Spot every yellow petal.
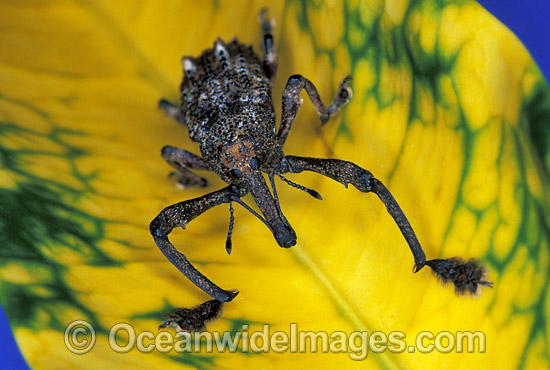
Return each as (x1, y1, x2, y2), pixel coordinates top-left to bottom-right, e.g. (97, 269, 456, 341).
(1, 1, 549, 369)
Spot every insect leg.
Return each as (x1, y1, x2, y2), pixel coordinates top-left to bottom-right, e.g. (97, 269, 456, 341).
(260, 8, 278, 81)
(282, 155, 492, 295)
(161, 145, 211, 187)
(278, 75, 352, 146)
(283, 155, 426, 270)
(150, 185, 240, 302)
(158, 99, 186, 124)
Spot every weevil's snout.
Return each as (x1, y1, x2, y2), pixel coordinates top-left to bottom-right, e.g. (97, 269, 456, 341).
(247, 177, 297, 249)
(222, 138, 296, 249)
(246, 171, 297, 249)
(273, 224, 296, 248)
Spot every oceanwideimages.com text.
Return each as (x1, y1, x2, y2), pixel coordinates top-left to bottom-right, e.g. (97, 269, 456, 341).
(65, 321, 486, 360)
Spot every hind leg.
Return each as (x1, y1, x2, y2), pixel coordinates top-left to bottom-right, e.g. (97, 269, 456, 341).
(260, 9, 278, 81)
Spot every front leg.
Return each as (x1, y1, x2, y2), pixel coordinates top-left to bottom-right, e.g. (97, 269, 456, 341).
(284, 155, 426, 270)
(150, 186, 241, 322)
(283, 155, 492, 295)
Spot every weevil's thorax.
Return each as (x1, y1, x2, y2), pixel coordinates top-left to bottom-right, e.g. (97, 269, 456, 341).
(179, 38, 279, 175)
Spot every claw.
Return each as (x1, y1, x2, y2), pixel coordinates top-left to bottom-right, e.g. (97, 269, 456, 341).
(413, 262, 425, 273)
(338, 76, 353, 101)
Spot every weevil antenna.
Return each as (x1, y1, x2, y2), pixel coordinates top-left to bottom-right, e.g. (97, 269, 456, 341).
(232, 197, 274, 234)
(268, 172, 292, 229)
(225, 202, 234, 255)
(278, 174, 322, 200)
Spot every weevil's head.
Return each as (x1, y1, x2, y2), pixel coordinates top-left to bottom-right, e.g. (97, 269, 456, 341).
(221, 137, 296, 248)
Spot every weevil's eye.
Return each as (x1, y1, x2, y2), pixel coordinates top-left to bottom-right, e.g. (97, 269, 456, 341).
(230, 169, 243, 179)
(250, 156, 260, 170)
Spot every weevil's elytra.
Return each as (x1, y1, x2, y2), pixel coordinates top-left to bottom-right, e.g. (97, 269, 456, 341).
(150, 9, 492, 332)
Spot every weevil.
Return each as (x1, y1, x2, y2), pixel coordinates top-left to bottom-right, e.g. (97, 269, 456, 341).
(150, 10, 492, 332)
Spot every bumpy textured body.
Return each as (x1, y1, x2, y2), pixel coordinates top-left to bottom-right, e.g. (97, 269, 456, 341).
(181, 39, 282, 174)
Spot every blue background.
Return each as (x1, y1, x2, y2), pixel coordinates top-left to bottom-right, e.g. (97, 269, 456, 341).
(1, 1, 549, 369)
